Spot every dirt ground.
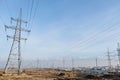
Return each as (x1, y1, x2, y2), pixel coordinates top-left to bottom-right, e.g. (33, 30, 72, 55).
(0, 68, 77, 80)
(0, 68, 120, 80)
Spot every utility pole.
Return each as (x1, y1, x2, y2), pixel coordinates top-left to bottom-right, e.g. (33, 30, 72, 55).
(117, 43, 120, 66)
(4, 8, 30, 74)
(107, 48, 112, 69)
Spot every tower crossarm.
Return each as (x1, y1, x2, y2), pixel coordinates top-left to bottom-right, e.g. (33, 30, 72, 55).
(21, 28, 30, 32)
(11, 17, 27, 24)
(5, 25, 30, 32)
(7, 35, 27, 41)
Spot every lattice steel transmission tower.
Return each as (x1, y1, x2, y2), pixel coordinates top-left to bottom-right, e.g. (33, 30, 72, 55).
(117, 43, 120, 65)
(4, 8, 30, 74)
(107, 48, 112, 69)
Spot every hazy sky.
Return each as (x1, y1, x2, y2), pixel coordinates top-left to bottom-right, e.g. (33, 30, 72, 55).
(0, 0, 120, 67)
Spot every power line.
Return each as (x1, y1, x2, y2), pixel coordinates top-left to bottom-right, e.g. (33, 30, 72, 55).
(28, 0, 34, 28)
(64, 21, 120, 53)
(69, 8, 120, 50)
(60, 21, 120, 59)
(26, 0, 30, 23)
(62, 7, 120, 52)
(62, 7, 120, 49)
(30, 0, 39, 27)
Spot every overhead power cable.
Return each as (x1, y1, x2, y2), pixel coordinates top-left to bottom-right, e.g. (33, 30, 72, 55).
(30, 0, 39, 27)
(28, 0, 34, 28)
(61, 8, 120, 54)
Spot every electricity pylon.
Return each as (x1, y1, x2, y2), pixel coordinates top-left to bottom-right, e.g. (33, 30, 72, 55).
(95, 58, 98, 68)
(107, 48, 112, 69)
(117, 43, 120, 66)
(4, 8, 30, 74)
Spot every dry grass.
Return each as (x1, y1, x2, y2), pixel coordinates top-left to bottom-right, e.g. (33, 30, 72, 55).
(0, 68, 119, 80)
(0, 68, 75, 80)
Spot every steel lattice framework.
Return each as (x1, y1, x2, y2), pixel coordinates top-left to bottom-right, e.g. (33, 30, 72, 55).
(4, 8, 30, 74)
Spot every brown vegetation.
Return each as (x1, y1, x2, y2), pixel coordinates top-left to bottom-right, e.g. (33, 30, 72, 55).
(0, 68, 120, 80)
